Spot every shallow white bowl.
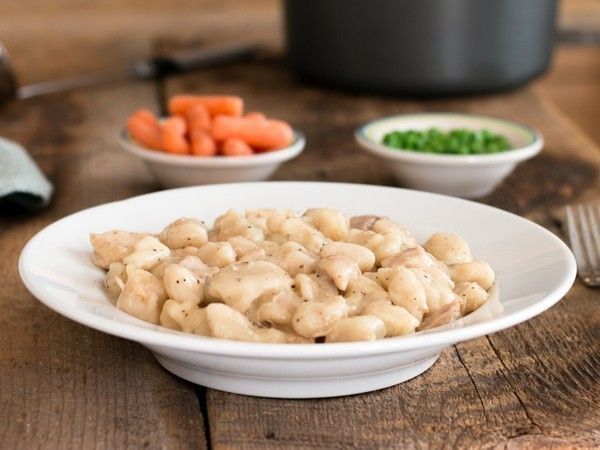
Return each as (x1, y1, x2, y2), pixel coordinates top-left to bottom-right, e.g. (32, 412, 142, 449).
(119, 130, 305, 188)
(19, 182, 575, 398)
(355, 113, 544, 198)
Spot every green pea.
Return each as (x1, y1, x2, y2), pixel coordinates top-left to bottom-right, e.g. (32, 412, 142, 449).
(382, 128, 510, 155)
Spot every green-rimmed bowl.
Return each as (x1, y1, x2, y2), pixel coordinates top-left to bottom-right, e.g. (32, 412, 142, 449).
(355, 113, 543, 198)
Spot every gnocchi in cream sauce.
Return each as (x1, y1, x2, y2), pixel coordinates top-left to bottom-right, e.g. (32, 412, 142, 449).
(90, 209, 495, 343)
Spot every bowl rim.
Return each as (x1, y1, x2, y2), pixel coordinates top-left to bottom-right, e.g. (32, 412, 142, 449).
(18, 181, 576, 359)
(355, 112, 544, 166)
(119, 129, 306, 168)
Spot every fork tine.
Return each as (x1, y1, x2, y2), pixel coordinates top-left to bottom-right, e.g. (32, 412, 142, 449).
(566, 205, 587, 274)
(587, 204, 600, 268)
(578, 205, 598, 271)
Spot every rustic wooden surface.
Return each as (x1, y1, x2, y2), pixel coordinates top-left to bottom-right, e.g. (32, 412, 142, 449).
(1, 1, 599, 449)
(0, 81, 207, 450)
(165, 61, 600, 449)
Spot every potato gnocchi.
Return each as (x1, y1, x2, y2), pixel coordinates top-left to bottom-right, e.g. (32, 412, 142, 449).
(90, 209, 495, 343)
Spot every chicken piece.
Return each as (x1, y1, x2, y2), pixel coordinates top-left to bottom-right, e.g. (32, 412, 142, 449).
(160, 300, 210, 335)
(267, 241, 317, 277)
(423, 265, 454, 288)
(105, 262, 127, 300)
(209, 261, 293, 313)
(292, 296, 349, 338)
(350, 216, 417, 245)
(122, 235, 170, 270)
(316, 255, 361, 291)
(294, 273, 339, 302)
(417, 300, 462, 331)
(163, 263, 203, 305)
(117, 266, 167, 324)
(206, 303, 306, 343)
(90, 230, 144, 269)
(325, 315, 386, 342)
(320, 241, 375, 272)
(424, 233, 472, 265)
(158, 218, 208, 249)
(349, 215, 380, 231)
(197, 242, 236, 267)
(302, 208, 349, 241)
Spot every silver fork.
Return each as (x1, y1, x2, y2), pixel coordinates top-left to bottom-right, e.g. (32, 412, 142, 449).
(566, 203, 600, 287)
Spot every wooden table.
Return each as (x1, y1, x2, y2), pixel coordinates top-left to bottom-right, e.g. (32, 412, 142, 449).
(2, 4, 600, 449)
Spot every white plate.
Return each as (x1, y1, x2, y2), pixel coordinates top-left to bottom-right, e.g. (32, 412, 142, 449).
(19, 182, 575, 398)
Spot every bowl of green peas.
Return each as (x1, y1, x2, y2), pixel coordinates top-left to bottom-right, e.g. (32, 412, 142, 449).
(355, 112, 543, 198)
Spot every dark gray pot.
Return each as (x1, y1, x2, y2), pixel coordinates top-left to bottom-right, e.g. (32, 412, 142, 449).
(284, 0, 557, 95)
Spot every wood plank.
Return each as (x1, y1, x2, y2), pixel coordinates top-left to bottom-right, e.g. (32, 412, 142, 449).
(165, 61, 600, 449)
(538, 45, 600, 147)
(559, 0, 600, 35)
(0, 82, 206, 449)
(0, 0, 279, 84)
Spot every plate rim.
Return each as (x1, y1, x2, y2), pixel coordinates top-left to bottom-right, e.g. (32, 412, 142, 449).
(19, 181, 577, 358)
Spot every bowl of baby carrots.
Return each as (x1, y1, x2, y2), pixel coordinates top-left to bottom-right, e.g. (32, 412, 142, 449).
(120, 94, 305, 187)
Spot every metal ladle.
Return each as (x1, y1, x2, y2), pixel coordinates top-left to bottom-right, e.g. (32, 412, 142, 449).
(0, 41, 259, 106)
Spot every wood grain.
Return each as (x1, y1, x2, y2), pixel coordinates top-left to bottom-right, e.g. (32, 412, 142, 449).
(0, 81, 206, 449)
(539, 45, 600, 147)
(0, 0, 279, 85)
(0, 1, 599, 448)
(165, 61, 600, 449)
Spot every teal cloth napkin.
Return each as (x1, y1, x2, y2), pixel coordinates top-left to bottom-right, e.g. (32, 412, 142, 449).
(0, 137, 53, 210)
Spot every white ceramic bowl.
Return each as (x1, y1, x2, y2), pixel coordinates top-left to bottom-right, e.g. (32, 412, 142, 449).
(355, 113, 543, 198)
(119, 130, 305, 188)
(19, 182, 575, 398)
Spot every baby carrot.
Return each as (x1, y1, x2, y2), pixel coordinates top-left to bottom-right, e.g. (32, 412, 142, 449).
(185, 103, 211, 137)
(169, 95, 244, 117)
(161, 117, 189, 155)
(127, 115, 161, 150)
(211, 116, 293, 150)
(244, 112, 266, 122)
(132, 109, 159, 127)
(167, 115, 187, 135)
(221, 138, 253, 156)
(191, 131, 217, 157)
